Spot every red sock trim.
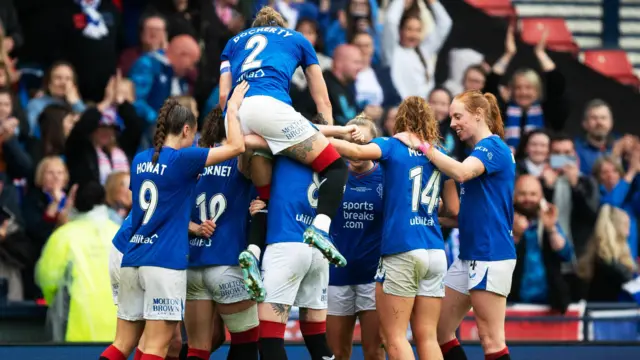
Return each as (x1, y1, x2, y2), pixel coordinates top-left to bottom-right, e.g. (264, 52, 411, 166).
(310, 145, 341, 173)
(299, 321, 326, 336)
(260, 320, 286, 339)
(187, 348, 210, 359)
(100, 345, 126, 360)
(256, 184, 271, 200)
(165, 357, 180, 360)
(134, 348, 144, 360)
(485, 347, 509, 360)
(440, 338, 461, 355)
(140, 355, 163, 360)
(230, 325, 260, 344)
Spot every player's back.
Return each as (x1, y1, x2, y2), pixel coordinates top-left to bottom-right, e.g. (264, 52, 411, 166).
(221, 27, 318, 105)
(267, 156, 318, 244)
(370, 137, 445, 256)
(189, 155, 253, 267)
(123, 147, 208, 270)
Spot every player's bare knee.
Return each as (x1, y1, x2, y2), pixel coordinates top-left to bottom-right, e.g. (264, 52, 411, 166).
(299, 308, 326, 322)
(363, 346, 384, 360)
(476, 326, 504, 353)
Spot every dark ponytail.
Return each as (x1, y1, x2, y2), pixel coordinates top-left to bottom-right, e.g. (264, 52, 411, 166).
(152, 99, 178, 163)
(199, 107, 225, 148)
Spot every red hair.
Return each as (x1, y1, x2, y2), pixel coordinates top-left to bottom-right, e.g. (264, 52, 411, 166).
(455, 90, 505, 139)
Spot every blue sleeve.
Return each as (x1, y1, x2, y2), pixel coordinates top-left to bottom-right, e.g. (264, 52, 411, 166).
(371, 137, 393, 161)
(601, 180, 630, 207)
(178, 147, 209, 178)
(221, 39, 232, 62)
(129, 56, 159, 123)
(324, 21, 345, 58)
(298, 34, 319, 68)
(554, 224, 574, 262)
(470, 138, 511, 175)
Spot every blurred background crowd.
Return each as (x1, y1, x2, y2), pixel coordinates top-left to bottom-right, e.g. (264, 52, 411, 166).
(0, 0, 639, 343)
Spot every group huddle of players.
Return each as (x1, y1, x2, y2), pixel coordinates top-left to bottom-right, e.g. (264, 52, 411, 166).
(99, 6, 516, 360)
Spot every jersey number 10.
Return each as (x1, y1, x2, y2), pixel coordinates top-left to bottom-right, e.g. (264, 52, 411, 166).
(242, 35, 268, 73)
(196, 193, 228, 223)
(409, 167, 441, 214)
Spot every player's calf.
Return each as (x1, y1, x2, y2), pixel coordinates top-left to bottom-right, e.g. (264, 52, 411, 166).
(299, 308, 334, 360)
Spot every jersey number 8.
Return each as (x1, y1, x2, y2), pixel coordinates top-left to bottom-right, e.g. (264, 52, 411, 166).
(409, 167, 441, 214)
(242, 35, 268, 73)
(196, 193, 228, 223)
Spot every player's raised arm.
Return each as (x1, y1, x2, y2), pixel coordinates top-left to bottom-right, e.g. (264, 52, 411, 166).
(305, 64, 333, 125)
(329, 138, 382, 161)
(205, 81, 248, 166)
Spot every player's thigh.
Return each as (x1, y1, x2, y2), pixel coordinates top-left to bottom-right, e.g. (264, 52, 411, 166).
(184, 299, 215, 350)
(239, 96, 320, 156)
(437, 290, 472, 344)
(374, 281, 414, 339)
(357, 307, 384, 360)
(204, 266, 252, 305)
(140, 266, 186, 322)
(108, 245, 124, 306)
(295, 248, 330, 310)
(260, 242, 313, 322)
(250, 152, 273, 187)
(117, 267, 145, 322)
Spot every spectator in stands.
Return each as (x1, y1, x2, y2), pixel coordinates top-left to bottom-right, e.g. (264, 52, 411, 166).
(0, 173, 30, 302)
(22, 157, 75, 251)
(442, 48, 486, 96)
(485, 26, 568, 151)
(272, 0, 321, 30)
(66, 74, 144, 187)
(510, 175, 573, 313)
(118, 13, 168, 76)
(35, 181, 119, 341)
(593, 154, 640, 260)
(0, 0, 23, 53)
(25, 104, 78, 168)
(541, 134, 600, 258)
(291, 18, 333, 91)
(515, 129, 550, 177)
(383, 0, 452, 99)
(0, 89, 33, 180)
(325, 0, 382, 65)
(381, 106, 398, 136)
(129, 34, 200, 124)
(104, 171, 130, 225)
(428, 87, 464, 160)
(351, 30, 401, 123)
(578, 205, 636, 302)
(574, 99, 637, 175)
(26, 62, 86, 138)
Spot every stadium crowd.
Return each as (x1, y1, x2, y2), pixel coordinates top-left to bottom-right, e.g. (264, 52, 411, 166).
(0, 0, 638, 348)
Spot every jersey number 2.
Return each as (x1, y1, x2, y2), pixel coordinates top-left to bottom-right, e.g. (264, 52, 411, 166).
(409, 167, 441, 214)
(242, 35, 268, 73)
(196, 193, 228, 223)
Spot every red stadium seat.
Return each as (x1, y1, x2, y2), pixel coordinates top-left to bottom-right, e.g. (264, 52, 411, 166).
(583, 50, 640, 87)
(465, 0, 516, 18)
(520, 18, 579, 55)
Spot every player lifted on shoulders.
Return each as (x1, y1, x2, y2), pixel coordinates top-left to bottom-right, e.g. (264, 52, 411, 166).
(219, 6, 351, 300)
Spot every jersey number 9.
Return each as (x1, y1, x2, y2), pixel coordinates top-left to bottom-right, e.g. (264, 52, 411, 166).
(139, 180, 159, 225)
(196, 193, 228, 223)
(409, 167, 441, 214)
(242, 35, 268, 73)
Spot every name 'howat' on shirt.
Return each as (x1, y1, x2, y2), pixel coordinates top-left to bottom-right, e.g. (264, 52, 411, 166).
(122, 147, 209, 270)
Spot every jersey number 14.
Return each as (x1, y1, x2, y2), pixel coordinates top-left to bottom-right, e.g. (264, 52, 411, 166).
(409, 167, 441, 214)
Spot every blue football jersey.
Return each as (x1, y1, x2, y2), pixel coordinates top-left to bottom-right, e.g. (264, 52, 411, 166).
(330, 163, 383, 286)
(122, 147, 209, 270)
(370, 138, 446, 255)
(458, 135, 516, 261)
(221, 27, 319, 105)
(188, 156, 252, 267)
(112, 213, 133, 253)
(266, 156, 317, 244)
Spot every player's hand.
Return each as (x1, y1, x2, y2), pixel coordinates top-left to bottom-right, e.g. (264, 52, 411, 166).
(197, 220, 216, 238)
(249, 198, 267, 216)
(394, 131, 421, 149)
(344, 125, 365, 143)
(227, 81, 250, 112)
